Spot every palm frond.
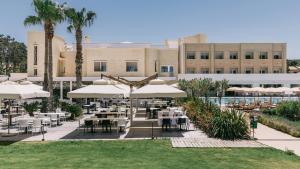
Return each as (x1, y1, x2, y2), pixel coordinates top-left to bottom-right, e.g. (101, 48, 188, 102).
(24, 16, 42, 26)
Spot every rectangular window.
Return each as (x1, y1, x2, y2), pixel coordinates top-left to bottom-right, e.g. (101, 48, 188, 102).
(230, 52, 238, 59)
(160, 65, 174, 73)
(34, 46, 38, 65)
(215, 68, 224, 74)
(161, 66, 168, 73)
(273, 52, 282, 59)
(154, 60, 157, 72)
(186, 51, 196, 59)
(34, 69, 38, 76)
(245, 52, 254, 59)
(94, 61, 107, 72)
(259, 67, 268, 74)
(200, 52, 209, 59)
(259, 52, 268, 59)
(126, 62, 138, 72)
(201, 68, 209, 74)
(215, 52, 224, 59)
(245, 67, 254, 74)
(230, 68, 239, 74)
(186, 67, 196, 74)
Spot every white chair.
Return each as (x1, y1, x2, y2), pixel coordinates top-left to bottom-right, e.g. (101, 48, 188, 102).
(50, 114, 58, 127)
(37, 113, 45, 118)
(31, 119, 42, 134)
(59, 112, 67, 122)
(117, 119, 127, 133)
(56, 108, 61, 113)
(0, 114, 8, 127)
(18, 119, 30, 134)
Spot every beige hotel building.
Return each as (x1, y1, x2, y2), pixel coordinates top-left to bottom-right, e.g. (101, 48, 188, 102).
(27, 31, 287, 83)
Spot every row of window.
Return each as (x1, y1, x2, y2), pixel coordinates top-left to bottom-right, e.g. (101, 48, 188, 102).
(94, 61, 138, 72)
(94, 61, 175, 73)
(186, 51, 282, 60)
(186, 67, 283, 74)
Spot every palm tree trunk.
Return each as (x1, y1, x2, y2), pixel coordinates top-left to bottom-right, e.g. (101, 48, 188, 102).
(43, 24, 49, 91)
(48, 24, 54, 111)
(75, 29, 83, 89)
(41, 24, 50, 113)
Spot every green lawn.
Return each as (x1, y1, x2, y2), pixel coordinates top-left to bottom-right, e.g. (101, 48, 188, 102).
(0, 140, 300, 169)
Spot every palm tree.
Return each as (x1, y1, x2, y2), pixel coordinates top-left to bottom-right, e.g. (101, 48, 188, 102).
(65, 8, 96, 88)
(215, 79, 229, 106)
(24, 0, 65, 111)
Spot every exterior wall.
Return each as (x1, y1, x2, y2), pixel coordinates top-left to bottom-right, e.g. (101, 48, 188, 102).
(183, 43, 287, 74)
(27, 31, 66, 77)
(27, 31, 288, 82)
(84, 47, 146, 77)
(158, 49, 178, 77)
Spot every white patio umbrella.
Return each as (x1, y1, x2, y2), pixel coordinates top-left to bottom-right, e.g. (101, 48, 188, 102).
(130, 79, 187, 98)
(0, 81, 49, 99)
(129, 79, 186, 124)
(0, 81, 50, 134)
(67, 79, 127, 98)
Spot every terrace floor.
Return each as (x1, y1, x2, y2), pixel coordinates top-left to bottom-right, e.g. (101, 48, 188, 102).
(2, 109, 297, 152)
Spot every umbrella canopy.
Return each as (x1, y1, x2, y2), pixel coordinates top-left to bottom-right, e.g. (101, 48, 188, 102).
(226, 87, 241, 92)
(130, 79, 187, 98)
(170, 83, 178, 88)
(292, 87, 300, 94)
(0, 81, 49, 99)
(67, 79, 127, 98)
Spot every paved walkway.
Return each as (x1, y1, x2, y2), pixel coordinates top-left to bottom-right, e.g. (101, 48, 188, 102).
(172, 138, 266, 148)
(171, 128, 266, 148)
(255, 123, 300, 156)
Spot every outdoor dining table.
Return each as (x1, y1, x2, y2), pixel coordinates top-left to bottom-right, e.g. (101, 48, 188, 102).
(83, 104, 92, 114)
(84, 117, 128, 133)
(42, 113, 64, 125)
(16, 117, 50, 133)
(149, 107, 160, 119)
(158, 115, 188, 130)
(12, 105, 22, 114)
(3, 113, 19, 126)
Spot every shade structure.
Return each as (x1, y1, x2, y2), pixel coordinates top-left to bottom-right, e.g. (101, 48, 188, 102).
(0, 81, 49, 135)
(67, 79, 127, 98)
(170, 83, 178, 88)
(226, 87, 241, 92)
(130, 79, 187, 98)
(0, 81, 49, 99)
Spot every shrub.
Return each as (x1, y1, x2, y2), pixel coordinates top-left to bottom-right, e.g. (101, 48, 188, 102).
(23, 102, 39, 116)
(262, 108, 277, 116)
(277, 101, 300, 121)
(211, 109, 249, 140)
(258, 115, 300, 137)
(66, 104, 82, 120)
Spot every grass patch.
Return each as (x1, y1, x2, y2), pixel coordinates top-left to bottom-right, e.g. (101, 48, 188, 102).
(258, 113, 300, 137)
(0, 140, 300, 169)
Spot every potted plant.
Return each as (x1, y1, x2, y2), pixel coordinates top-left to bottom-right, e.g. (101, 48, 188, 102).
(23, 102, 39, 117)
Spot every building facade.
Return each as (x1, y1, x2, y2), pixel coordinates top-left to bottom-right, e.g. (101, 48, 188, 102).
(27, 31, 287, 81)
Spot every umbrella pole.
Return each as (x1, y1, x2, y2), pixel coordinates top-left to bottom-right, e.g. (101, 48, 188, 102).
(7, 99, 11, 134)
(130, 85, 133, 125)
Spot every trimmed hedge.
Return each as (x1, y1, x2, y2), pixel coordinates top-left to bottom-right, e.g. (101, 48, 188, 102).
(258, 115, 300, 137)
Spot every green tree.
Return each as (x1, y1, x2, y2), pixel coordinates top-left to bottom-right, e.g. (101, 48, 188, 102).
(0, 35, 27, 75)
(24, 0, 65, 111)
(65, 8, 96, 88)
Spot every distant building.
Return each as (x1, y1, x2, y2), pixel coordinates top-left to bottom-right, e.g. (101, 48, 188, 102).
(27, 31, 297, 87)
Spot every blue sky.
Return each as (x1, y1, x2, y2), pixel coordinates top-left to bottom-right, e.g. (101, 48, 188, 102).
(0, 0, 299, 59)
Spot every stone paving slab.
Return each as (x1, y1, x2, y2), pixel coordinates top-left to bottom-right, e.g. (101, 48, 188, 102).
(171, 138, 267, 148)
